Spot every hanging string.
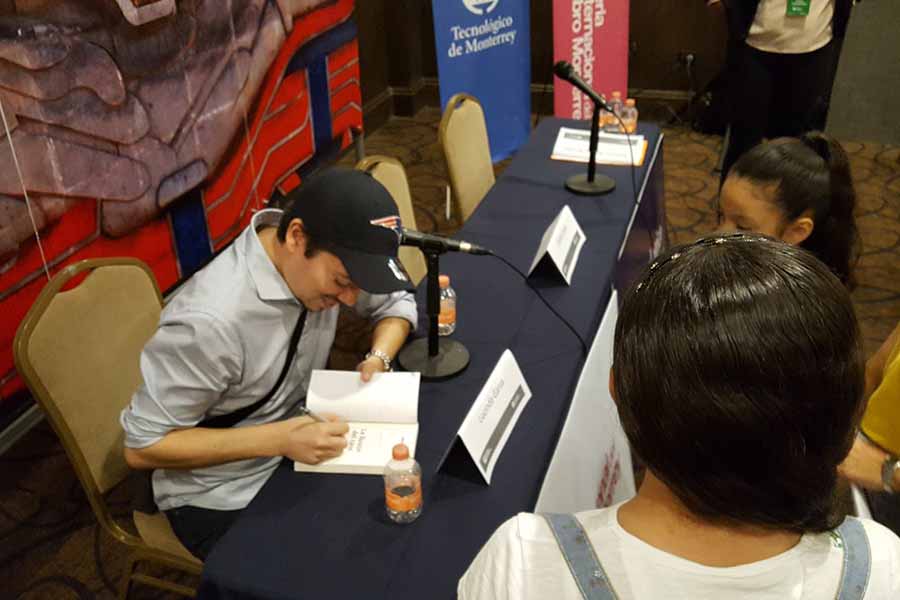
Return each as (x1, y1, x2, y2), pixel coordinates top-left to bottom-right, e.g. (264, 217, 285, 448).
(0, 94, 51, 282)
(240, 103, 262, 209)
(225, 0, 262, 210)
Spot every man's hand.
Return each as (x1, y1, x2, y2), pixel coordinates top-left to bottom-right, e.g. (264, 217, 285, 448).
(356, 355, 387, 382)
(281, 415, 349, 464)
(839, 436, 890, 491)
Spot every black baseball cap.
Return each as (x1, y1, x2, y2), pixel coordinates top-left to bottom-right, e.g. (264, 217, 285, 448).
(280, 167, 414, 293)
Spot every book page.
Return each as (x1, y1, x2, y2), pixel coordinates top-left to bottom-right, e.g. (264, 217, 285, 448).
(306, 370, 419, 424)
(294, 422, 419, 475)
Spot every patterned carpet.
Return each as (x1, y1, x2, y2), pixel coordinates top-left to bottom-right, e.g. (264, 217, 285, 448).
(1, 108, 898, 599)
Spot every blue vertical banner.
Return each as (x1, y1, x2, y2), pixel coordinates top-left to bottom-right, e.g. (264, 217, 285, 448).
(432, 0, 531, 162)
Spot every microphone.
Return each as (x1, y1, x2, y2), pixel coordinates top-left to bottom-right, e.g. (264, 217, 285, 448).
(552, 61, 617, 195)
(553, 61, 612, 112)
(399, 228, 492, 256)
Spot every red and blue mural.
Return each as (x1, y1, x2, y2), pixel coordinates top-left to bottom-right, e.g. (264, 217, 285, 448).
(0, 0, 362, 402)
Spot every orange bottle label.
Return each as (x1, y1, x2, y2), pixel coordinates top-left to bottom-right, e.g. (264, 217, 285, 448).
(438, 308, 456, 326)
(385, 482, 422, 513)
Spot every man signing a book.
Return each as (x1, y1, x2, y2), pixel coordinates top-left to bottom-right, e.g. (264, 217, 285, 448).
(119, 167, 418, 559)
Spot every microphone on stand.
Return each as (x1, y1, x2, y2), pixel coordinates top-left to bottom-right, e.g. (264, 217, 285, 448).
(553, 61, 613, 112)
(395, 227, 492, 382)
(552, 60, 617, 196)
(399, 228, 492, 256)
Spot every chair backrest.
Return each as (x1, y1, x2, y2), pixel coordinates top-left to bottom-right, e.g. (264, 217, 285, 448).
(439, 93, 495, 224)
(356, 155, 427, 285)
(14, 258, 162, 538)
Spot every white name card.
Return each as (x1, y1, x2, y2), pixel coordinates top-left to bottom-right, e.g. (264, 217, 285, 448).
(438, 350, 532, 484)
(528, 205, 586, 285)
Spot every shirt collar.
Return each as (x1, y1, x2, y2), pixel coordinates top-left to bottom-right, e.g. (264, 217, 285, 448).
(244, 208, 299, 303)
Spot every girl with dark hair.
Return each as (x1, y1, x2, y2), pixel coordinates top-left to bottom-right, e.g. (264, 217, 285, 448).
(459, 234, 900, 600)
(718, 131, 859, 288)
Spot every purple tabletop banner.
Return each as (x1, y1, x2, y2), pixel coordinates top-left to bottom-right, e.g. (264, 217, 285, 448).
(431, 0, 531, 161)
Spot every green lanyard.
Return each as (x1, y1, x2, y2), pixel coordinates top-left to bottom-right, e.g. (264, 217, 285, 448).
(786, 0, 811, 16)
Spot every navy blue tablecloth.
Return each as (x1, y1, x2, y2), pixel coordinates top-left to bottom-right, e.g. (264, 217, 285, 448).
(198, 119, 664, 600)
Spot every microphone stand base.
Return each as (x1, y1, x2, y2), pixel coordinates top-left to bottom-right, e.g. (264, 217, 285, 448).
(565, 173, 616, 195)
(397, 337, 470, 381)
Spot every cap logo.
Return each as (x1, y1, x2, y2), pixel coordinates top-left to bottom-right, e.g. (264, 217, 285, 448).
(370, 215, 401, 231)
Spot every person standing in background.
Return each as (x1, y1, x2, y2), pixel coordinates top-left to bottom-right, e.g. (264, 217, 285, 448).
(708, 0, 857, 184)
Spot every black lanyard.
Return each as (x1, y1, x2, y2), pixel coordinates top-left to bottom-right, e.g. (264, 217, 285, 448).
(198, 308, 307, 429)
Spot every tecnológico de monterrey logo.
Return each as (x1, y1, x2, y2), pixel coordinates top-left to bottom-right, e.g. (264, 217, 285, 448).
(463, 0, 500, 16)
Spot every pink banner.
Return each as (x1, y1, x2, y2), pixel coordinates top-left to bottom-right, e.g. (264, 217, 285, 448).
(553, 0, 629, 119)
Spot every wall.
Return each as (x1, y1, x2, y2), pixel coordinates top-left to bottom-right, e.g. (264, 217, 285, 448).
(0, 0, 364, 402)
(827, 1, 900, 145)
(354, 0, 727, 126)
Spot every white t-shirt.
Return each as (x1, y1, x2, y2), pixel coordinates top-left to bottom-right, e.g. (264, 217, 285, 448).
(747, 0, 834, 54)
(458, 503, 900, 600)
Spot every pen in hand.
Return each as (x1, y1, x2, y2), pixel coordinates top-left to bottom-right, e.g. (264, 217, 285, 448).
(299, 406, 328, 423)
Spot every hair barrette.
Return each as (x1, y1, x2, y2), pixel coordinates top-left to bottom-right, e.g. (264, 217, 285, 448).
(635, 233, 767, 292)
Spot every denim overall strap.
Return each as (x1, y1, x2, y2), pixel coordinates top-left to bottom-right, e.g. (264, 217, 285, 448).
(834, 516, 871, 600)
(543, 513, 618, 600)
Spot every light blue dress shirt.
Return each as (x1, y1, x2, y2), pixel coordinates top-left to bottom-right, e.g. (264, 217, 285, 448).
(120, 209, 417, 511)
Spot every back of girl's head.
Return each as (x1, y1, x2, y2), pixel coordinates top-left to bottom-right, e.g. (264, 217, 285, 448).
(729, 132, 859, 288)
(613, 234, 864, 533)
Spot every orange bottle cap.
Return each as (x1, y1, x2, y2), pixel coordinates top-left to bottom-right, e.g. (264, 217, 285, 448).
(611, 91, 622, 98)
(392, 443, 410, 460)
(626, 99, 636, 106)
(439, 275, 450, 288)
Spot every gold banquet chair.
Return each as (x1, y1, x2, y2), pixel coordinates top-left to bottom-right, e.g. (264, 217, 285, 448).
(357, 155, 428, 285)
(13, 258, 202, 599)
(439, 92, 496, 224)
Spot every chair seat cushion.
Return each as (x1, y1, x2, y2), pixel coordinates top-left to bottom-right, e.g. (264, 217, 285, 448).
(133, 510, 202, 565)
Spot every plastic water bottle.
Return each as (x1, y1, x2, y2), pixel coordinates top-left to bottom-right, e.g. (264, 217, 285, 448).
(620, 98, 638, 134)
(384, 443, 422, 524)
(598, 93, 611, 129)
(605, 91, 624, 132)
(438, 275, 456, 336)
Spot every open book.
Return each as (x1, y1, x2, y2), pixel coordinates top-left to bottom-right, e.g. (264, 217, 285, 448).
(293, 370, 420, 475)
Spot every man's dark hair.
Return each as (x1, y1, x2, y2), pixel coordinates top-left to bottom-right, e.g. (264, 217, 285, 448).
(613, 233, 864, 533)
(729, 132, 859, 289)
(276, 212, 323, 258)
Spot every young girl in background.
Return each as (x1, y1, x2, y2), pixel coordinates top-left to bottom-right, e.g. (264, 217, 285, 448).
(718, 131, 859, 288)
